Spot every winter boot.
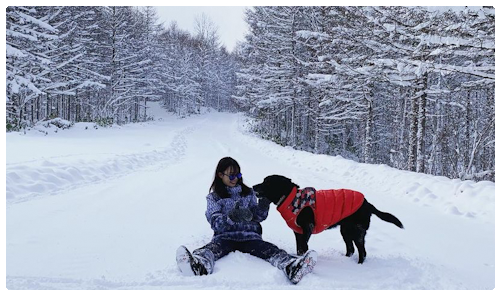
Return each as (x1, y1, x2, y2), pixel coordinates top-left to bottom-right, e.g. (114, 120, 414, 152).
(176, 246, 208, 276)
(284, 250, 317, 284)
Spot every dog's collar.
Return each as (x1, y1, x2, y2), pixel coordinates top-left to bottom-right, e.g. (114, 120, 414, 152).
(277, 186, 298, 208)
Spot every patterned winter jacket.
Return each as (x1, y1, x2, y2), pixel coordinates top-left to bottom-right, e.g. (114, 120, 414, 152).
(205, 185, 270, 241)
(277, 187, 365, 234)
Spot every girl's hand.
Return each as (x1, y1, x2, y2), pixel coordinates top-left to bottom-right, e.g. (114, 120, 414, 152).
(228, 201, 253, 222)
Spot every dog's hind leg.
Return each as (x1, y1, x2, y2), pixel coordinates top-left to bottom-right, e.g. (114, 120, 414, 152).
(353, 225, 367, 264)
(340, 224, 355, 257)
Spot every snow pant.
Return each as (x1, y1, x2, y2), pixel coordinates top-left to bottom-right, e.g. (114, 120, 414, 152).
(192, 238, 295, 274)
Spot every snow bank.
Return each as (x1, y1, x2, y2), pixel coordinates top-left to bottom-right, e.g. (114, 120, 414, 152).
(5, 106, 202, 204)
(6, 123, 196, 204)
(236, 116, 495, 224)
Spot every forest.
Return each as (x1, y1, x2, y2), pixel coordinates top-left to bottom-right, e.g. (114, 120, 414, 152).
(6, 6, 238, 127)
(6, 6, 495, 181)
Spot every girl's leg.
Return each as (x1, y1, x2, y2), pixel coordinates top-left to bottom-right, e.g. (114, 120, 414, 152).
(192, 238, 234, 274)
(237, 239, 317, 284)
(237, 239, 294, 270)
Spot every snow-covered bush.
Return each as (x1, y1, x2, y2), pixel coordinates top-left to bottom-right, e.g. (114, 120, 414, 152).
(42, 118, 74, 130)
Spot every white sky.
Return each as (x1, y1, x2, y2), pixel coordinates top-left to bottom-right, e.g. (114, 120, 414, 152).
(155, 6, 249, 52)
(153, 2, 485, 52)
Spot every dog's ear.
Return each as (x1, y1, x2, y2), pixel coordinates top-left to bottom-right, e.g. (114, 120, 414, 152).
(282, 177, 298, 188)
(273, 175, 290, 183)
(264, 175, 273, 183)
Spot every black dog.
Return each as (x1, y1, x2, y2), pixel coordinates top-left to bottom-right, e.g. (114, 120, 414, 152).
(253, 175, 404, 264)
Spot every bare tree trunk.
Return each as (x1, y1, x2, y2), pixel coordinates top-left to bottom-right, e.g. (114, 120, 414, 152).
(364, 94, 373, 164)
(416, 90, 427, 173)
(407, 92, 418, 172)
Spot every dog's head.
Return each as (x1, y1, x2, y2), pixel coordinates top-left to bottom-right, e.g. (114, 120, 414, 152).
(252, 175, 298, 205)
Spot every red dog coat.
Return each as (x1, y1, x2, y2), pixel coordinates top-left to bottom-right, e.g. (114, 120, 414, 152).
(277, 187, 365, 234)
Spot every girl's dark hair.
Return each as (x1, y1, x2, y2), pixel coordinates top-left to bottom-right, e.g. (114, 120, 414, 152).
(210, 157, 251, 198)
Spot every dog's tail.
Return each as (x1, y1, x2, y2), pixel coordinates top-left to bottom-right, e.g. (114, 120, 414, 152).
(369, 203, 404, 229)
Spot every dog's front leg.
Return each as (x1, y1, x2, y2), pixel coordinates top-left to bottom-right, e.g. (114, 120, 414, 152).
(294, 223, 314, 255)
(294, 231, 308, 255)
(295, 207, 315, 255)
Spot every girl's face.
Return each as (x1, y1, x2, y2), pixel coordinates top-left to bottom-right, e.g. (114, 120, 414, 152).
(218, 167, 240, 187)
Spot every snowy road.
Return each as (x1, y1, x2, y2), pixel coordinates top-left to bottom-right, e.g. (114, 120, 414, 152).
(6, 103, 495, 289)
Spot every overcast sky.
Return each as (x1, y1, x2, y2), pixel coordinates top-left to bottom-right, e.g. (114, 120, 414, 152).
(155, 6, 249, 52)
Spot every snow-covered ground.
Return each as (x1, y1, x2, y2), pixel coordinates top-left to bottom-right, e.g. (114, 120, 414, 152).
(5, 102, 495, 289)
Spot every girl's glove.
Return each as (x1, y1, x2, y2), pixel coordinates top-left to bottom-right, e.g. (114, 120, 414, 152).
(228, 201, 253, 222)
(257, 197, 272, 209)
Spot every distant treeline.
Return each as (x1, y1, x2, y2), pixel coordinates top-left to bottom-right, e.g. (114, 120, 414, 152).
(7, 6, 238, 129)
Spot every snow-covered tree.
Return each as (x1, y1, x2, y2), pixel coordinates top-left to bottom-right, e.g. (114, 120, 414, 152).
(7, 6, 61, 130)
(235, 6, 494, 181)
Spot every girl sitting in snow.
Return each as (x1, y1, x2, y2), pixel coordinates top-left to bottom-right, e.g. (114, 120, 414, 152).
(176, 157, 317, 284)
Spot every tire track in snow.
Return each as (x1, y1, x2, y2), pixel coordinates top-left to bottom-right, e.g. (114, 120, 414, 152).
(6, 123, 201, 205)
